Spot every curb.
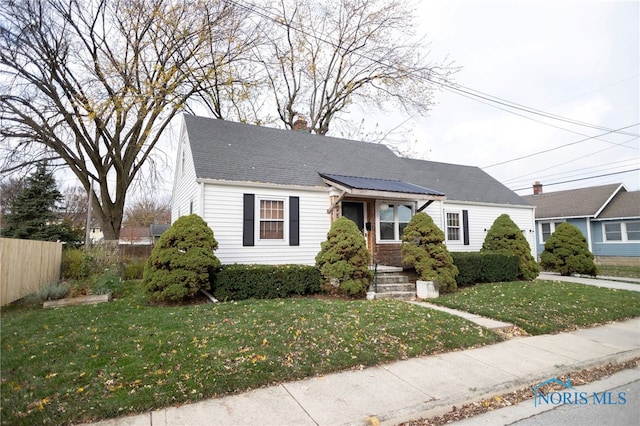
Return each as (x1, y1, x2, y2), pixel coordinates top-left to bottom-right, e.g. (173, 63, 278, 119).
(379, 349, 640, 426)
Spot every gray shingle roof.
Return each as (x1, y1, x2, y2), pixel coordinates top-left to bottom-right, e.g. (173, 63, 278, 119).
(400, 158, 530, 205)
(184, 114, 529, 206)
(598, 191, 640, 219)
(522, 183, 623, 219)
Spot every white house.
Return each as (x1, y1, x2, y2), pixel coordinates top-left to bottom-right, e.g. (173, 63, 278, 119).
(172, 114, 536, 266)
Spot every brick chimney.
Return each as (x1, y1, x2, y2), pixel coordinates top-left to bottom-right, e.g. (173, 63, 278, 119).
(292, 116, 308, 132)
(533, 181, 543, 195)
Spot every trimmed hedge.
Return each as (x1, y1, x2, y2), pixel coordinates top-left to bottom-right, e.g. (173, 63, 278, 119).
(213, 264, 322, 301)
(452, 252, 519, 286)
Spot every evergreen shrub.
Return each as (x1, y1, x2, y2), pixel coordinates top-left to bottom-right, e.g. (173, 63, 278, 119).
(123, 257, 146, 280)
(401, 212, 458, 292)
(481, 214, 539, 281)
(315, 217, 372, 297)
(540, 222, 598, 276)
(452, 252, 519, 286)
(143, 214, 221, 303)
(213, 264, 321, 301)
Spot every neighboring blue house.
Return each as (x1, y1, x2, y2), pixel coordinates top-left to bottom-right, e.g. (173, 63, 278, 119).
(523, 182, 640, 264)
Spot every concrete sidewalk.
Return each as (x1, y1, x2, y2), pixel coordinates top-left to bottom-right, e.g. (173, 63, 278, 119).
(538, 272, 640, 292)
(89, 318, 640, 426)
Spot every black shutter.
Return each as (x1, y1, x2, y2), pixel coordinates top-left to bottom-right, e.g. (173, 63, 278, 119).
(462, 209, 469, 245)
(289, 196, 300, 246)
(243, 194, 255, 246)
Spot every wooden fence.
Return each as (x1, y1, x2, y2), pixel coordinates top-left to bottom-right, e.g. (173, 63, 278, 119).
(0, 238, 62, 306)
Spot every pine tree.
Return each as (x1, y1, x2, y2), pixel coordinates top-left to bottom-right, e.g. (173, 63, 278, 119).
(1, 163, 79, 244)
(315, 217, 373, 297)
(540, 222, 598, 276)
(143, 214, 221, 303)
(401, 212, 458, 292)
(481, 214, 539, 281)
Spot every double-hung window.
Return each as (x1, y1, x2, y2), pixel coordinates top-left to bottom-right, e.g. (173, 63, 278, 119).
(603, 221, 640, 242)
(446, 212, 461, 242)
(259, 199, 285, 240)
(539, 221, 565, 243)
(378, 203, 412, 241)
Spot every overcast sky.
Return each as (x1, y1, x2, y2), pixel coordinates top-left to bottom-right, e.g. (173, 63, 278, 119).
(397, 0, 639, 196)
(141, 0, 640, 202)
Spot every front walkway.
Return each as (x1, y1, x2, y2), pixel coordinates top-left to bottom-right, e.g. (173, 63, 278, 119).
(538, 272, 640, 292)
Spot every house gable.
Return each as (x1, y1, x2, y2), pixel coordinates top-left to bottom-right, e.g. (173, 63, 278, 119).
(523, 183, 624, 219)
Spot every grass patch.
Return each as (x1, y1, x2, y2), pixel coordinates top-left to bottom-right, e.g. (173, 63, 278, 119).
(1, 281, 500, 425)
(597, 264, 640, 279)
(431, 280, 640, 335)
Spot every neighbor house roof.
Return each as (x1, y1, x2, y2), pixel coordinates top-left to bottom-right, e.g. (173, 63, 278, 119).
(598, 191, 640, 219)
(522, 183, 625, 219)
(184, 114, 529, 206)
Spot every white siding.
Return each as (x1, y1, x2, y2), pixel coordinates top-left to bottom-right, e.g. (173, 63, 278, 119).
(202, 182, 331, 265)
(425, 201, 537, 257)
(171, 127, 199, 222)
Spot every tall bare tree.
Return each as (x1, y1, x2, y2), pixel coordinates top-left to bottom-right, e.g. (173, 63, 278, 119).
(255, 0, 457, 135)
(0, 0, 244, 240)
(123, 197, 171, 228)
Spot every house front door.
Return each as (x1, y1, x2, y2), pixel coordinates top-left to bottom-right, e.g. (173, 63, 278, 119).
(342, 201, 365, 234)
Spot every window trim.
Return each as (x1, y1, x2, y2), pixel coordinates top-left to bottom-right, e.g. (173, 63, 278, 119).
(602, 221, 640, 243)
(376, 201, 414, 243)
(538, 221, 565, 244)
(445, 210, 462, 244)
(256, 196, 288, 244)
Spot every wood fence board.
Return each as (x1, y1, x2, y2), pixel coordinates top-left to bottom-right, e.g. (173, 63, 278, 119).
(0, 238, 62, 306)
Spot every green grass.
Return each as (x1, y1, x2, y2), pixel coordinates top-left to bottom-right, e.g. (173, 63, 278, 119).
(431, 280, 640, 335)
(597, 264, 640, 279)
(0, 282, 500, 425)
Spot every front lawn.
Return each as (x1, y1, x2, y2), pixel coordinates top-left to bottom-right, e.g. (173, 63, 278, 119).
(596, 264, 640, 279)
(0, 282, 500, 425)
(430, 280, 640, 335)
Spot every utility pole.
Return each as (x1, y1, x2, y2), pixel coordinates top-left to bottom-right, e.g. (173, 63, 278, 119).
(84, 179, 94, 248)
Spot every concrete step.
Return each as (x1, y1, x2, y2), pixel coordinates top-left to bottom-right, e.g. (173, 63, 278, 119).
(374, 274, 411, 285)
(374, 291, 416, 300)
(375, 283, 416, 293)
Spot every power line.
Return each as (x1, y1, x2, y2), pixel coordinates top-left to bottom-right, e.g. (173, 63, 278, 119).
(500, 136, 639, 184)
(482, 123, 639, 169)
(229, 0, 640, 139)
(511, 168, 640, 192)
(503, 157, 638, 185)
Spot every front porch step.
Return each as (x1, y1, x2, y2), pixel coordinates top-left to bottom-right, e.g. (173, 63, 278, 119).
(375, 274, 410, 285)
(375, 282, 415, 293)
(371, 267, 417, 300)
(374, 291, 416, 300)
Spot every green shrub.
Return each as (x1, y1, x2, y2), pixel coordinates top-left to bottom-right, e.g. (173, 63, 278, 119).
(481, 214, 539, 281)
(61, 248, 85, 279)
(61, 246, 122, 280)
(143, 214, 221, 303)
(541, 222, 598, 276)
(22, 282, 70, 304)
(401, 212, 458, 292)
(90, 271, 123, 296)
(451, 252, 519, 286)
(123, 257, 146, 280)
(315, 217, 372, 297)
(213, 264, 322, 301)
